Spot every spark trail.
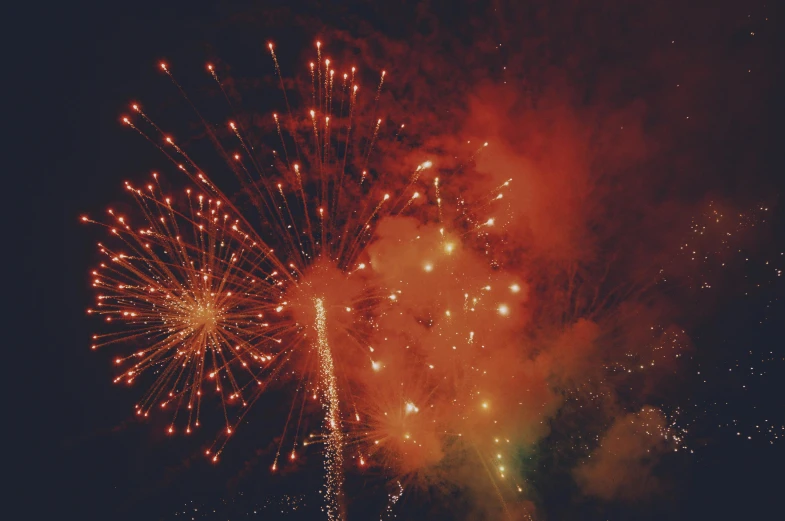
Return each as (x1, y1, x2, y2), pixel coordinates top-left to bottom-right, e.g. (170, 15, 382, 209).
(314, 297, 345, 521)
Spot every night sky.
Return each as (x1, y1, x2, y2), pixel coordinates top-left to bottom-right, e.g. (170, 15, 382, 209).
(27, 1, 785, 520)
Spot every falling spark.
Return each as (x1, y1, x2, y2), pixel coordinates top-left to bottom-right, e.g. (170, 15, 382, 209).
(314, 298, 344, 521)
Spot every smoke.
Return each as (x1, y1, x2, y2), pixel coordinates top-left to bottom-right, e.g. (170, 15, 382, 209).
(574, 407, 673, 501)
(298, 3, 774, 517)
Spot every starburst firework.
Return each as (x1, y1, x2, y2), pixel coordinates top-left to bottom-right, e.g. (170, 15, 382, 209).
(84, 181, 282, 434)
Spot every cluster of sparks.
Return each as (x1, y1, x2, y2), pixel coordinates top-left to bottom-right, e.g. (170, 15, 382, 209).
(381, 481, 404, 520)
(171, 493, 305, 520)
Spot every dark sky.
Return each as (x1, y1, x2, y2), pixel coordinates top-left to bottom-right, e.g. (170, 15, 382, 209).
(24, 0, 785, 520)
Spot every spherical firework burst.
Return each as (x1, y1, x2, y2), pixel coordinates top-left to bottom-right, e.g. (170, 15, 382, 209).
(84, 180, 283, 435)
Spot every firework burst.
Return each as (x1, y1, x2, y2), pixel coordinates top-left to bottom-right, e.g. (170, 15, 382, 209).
(84, 40, 523, 519)
(84, 180, 283, 435)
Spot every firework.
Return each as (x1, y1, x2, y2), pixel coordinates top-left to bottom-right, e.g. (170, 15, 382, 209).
(84, 38, 747, 521)
(85, 40, 526, 520)
(84, 180, 284, 435)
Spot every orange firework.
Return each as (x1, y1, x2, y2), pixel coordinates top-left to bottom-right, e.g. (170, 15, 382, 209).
(84, 179, 291, 436)
(85, 41, 521, 520)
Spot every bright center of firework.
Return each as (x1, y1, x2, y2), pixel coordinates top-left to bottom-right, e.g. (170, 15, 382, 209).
(185, 300, 221, 331)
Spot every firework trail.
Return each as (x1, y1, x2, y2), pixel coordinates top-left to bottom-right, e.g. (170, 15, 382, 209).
(315, 297, 344, 521)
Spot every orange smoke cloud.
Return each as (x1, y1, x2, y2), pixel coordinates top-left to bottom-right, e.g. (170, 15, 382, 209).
(574, 407, 673, 500)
